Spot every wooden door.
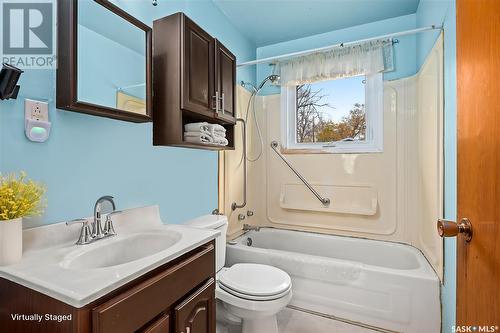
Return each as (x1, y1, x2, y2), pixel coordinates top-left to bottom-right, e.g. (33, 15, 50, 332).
(457, 0, 500, 326)
(182, 16, 216, 118)
(174, 279, 215, 333)
(215, 41, 236, 122)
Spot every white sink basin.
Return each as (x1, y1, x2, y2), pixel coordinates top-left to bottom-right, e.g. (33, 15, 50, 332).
(61, 232, 182, 270)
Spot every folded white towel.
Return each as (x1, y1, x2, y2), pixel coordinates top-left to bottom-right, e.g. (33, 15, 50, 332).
(208, 123, 226, 133)
(206, 124, 226, 141)
(214, 129, 225, 137)
(184, 130, 211, 137)
(184, 122, 228, 146)
(213, 134, 229, 146)
(184, 132, 213, 143)
(184, 122, 209, 133)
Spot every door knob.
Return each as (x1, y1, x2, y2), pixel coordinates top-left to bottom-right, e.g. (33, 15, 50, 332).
(437, 218, 473, 242)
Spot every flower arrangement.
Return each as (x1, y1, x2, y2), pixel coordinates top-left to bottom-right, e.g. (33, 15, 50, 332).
(0, 172, 46, 221)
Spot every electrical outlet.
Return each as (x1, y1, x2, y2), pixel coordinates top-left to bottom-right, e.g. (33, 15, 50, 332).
(25, 99, 49, 122)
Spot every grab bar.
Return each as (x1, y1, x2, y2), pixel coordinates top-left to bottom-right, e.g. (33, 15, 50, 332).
(270, 141, 330, 206)
(231, 118, 247, 210)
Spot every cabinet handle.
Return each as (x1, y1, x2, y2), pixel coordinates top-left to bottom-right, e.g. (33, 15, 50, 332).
(213, 91, 219, 113)
(219, 92, 225, 114)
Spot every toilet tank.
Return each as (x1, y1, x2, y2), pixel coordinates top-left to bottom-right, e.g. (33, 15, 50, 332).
(185, 214, 228, 272)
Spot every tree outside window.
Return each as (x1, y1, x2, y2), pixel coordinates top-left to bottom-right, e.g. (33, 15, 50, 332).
(295, 80, 366, 144)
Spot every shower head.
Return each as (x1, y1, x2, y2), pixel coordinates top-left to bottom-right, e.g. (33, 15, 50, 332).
(257, 74, 280, 90)
(240, 74, 280, 95)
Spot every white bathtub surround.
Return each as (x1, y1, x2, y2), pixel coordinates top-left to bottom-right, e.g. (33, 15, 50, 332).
(0, 206, 219, 307)
(221, 37, 445, 280)
(0, 217, 23, 265)
(226, 228, 440, 333)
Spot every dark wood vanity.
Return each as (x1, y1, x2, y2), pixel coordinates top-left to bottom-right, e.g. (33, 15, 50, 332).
(0, 241, 216, 333)
(152, 13, 237, 150)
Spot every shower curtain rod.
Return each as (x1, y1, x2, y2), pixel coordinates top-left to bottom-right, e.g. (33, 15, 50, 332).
(237, 25, 443, 67)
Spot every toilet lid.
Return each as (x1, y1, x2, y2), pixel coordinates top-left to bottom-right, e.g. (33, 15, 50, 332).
(218, 263, 291, 297)
(218, 281, 291, 301)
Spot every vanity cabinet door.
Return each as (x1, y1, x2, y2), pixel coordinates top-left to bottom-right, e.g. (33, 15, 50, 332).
(182, 16, 216, 118)
(174, 279, 215, 333)
(215, 41, 236, 123)
(140, 314, 170, 333)
(92, 244, 214, 333)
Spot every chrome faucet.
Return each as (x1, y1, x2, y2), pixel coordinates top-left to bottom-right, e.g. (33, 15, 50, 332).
(93, 196, 115, 239)
(66, 196, 118, 245)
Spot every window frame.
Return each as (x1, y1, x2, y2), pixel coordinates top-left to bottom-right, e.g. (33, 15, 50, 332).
(280, 73, 384, 153)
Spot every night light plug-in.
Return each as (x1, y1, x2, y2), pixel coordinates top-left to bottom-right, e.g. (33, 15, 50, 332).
(24, 99, 51, 142)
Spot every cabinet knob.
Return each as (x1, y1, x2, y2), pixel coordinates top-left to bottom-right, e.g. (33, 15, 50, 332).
(437, 218, 473, 242)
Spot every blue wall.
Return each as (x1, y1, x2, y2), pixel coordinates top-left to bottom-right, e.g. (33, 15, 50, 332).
(0, 0, 255, 226)
(416, 1, 457, 332)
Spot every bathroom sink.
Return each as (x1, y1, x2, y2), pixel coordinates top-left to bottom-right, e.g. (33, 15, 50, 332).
(61, 232, 182, 270)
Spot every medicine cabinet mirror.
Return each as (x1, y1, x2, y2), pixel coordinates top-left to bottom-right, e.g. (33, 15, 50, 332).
(57, 0, 152, 122)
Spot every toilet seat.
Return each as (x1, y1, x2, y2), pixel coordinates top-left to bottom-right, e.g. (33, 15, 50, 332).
(218, 263, 291, 300)
(216, 283, 293, 313)
(219, 281, 291, 301)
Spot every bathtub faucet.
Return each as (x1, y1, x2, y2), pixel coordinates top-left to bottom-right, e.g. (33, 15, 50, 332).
(243, 224, 261, 232)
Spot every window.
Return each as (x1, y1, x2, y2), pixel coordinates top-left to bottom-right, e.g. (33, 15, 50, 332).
(281, 73, 383, 153)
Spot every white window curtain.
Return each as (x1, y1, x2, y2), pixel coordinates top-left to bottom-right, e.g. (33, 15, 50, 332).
(276, 39, 394, 86)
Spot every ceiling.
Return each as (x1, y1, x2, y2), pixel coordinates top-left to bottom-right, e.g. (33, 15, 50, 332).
(212, 0, 420, 47)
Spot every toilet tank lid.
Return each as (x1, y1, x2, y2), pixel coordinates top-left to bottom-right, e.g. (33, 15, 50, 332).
(184, 214, 228, 229)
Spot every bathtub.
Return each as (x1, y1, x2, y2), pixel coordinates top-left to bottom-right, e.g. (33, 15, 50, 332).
(226, 228, 440, 333)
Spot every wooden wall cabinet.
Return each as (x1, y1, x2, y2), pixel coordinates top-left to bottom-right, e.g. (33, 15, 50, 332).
(153, 13, 236, 150)
(0, 242, 216, 333)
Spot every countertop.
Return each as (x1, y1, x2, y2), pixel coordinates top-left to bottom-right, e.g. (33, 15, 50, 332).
(0, 205, 219, 308)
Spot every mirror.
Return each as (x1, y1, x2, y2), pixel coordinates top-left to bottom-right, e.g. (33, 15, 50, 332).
(57, 0, 152, 122)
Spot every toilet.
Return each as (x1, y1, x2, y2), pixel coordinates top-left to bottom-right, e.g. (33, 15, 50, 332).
(186, 215, 292, 333)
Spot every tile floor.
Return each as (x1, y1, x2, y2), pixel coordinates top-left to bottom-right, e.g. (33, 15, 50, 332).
(218, 307, 380, 333)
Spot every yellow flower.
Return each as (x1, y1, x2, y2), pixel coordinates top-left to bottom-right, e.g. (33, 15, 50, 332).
(0, 172, 46, 221)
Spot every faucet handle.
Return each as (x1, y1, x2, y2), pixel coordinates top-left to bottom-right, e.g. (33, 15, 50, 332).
(104, 210, 122, 236)
(66, 219, 93, 245)
(66, 218, 88, 226)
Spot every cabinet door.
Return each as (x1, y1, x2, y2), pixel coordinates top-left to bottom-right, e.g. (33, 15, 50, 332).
(215, 41, 236, 122)
(140, 314, 170, 333)
(92, 244, 215, 333)
(174, 279, 215, 333)
(182, 16, 216, 118)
